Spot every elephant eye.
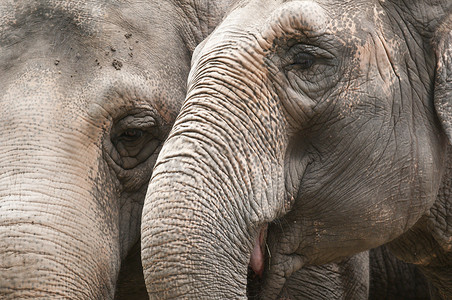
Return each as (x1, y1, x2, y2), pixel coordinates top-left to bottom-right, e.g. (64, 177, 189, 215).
(108, 110, 162, 170)
(119, 128, 144, 142)
(293, 52, 315, 69)
(112, 114, 157, 148)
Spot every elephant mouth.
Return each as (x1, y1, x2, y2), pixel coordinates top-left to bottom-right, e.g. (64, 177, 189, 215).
(249, 224, 268, 277)
(247, 224, 268, 299)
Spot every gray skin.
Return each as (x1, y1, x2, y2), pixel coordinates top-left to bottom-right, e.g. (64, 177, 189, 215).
(272, 246, 429, 300)
(369, 245, 429, 300)
(141, 0, 452, 299)
(272, 252, 370, 300)
(0, 0, 233, 298)
(275, 246, 431, 300)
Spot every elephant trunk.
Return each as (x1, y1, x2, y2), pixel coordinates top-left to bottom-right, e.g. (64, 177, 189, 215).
(142, 25, 292, 298)
(142, 92, 287, 298)
(0, 115, 119, 298)
(0, 194, 118, 299)
(141, 131, 250, 298)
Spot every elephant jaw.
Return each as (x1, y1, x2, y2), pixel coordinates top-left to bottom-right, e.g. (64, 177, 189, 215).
(249, 224, 268, 277)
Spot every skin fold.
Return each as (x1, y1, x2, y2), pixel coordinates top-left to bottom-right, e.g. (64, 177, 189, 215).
(0, 0, 233, 298)
(271, 251, 370, 300)
(141, 0, 452, 299)
(255, 247, 430, 300)
(369, 245, 430, 300)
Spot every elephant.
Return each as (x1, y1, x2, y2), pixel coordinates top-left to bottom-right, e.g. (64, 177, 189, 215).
(141, 0, 452, 299)
(0, 0, 234, 298)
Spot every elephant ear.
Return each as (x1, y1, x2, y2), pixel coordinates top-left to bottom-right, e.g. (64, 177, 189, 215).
(434, 15, 452, 142)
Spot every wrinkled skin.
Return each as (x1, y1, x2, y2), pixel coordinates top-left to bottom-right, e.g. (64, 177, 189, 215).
(0, 0, 233, 298)
(270, 246, 429, 300)
(272, 252, 370, 300)
(389, 145, 452, 299)
(273, 246, 431, 300)
(142, 0, 452, 299)
(369, 245, 429, 300)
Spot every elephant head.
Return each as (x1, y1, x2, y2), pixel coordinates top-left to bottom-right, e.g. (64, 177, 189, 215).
(0, 0, 233, 298)
(141, 0, 452, 298)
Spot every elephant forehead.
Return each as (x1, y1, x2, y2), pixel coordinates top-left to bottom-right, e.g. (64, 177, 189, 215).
(255, 1, 400, 47)
(261, 1, 328, 39)
(0, 2, 107, 75)
(0, 0, 105, 36)
(1, 63, 178, 129)
(0, 0, 184, 61)
(0, 0, 188, 115)
(191, 1, 329, 69)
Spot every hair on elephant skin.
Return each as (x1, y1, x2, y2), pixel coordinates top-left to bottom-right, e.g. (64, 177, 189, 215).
(0, 0, 235, 298)
(141, 0, 452, 299)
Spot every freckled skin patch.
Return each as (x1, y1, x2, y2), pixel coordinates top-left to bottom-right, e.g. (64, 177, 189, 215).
(0, 0, 235, 299)
(142, 0, 452, 298)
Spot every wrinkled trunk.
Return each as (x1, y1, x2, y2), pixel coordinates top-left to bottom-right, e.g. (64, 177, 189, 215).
(0, 105, 119, 298)
(142, 135, 250, 298)
(142, 18, 291, 298)
(142, 94, 287, 298)
(0, 155, 119, 298)
(0, 195, 118, 298)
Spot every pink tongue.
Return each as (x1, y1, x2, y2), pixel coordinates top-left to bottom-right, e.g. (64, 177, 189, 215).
(249, 224, 267, 277)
